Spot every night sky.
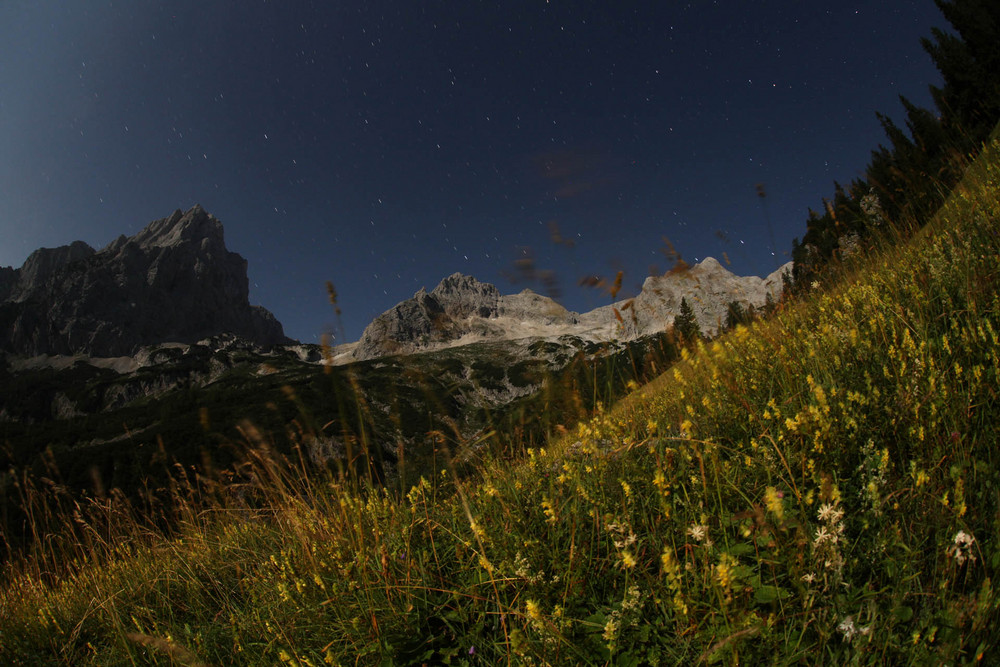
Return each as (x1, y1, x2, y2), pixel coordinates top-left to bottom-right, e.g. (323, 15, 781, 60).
(1, 1, 945, 344)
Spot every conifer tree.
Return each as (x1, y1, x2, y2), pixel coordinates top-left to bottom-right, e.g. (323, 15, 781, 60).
(724, 301, 754, 331)
(788, 0, 1000, 293)
(922, 0, 1000, 145)
(673, 297, 701, 344)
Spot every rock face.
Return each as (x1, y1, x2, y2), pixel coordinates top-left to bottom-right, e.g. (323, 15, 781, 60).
(351, 259, 792, 361)
(582, 257, 792, 338)
(353, 273, 578, 360)
(0, 205, 290, 357)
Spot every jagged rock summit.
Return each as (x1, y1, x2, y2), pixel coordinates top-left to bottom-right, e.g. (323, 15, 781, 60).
(0, 205, 290, 357)
(353, 273, 576, 360)
(581, 257, 791, 338)
(351, 259, 791, 361)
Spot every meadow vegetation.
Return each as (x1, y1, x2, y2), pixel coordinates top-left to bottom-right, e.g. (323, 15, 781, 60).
(4, 2, 999, 655)
(1, 117, 998, 665)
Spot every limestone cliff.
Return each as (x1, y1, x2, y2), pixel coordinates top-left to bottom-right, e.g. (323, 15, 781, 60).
(0, 205, 290, 356)
(350, 259, 791, 361)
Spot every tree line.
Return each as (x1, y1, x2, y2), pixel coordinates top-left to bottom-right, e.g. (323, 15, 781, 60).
(788, 0, 1000, 293)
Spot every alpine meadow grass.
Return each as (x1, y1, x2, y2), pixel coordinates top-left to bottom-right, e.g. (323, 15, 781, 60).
(3, 131, 1000, 664)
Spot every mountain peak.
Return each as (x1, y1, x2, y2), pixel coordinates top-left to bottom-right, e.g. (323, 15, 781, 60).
(693, 256, 727, 273)
(130, 205, 223, 251)
(6, 241, 96, 302)
(0, 206, 290, 356)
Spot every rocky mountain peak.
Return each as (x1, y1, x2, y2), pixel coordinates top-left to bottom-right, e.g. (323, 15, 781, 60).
(129, 205, 224, 251)
(8, 240, 96, 302)
(691, 256, 725, 273)
(429, 273, 501, 319)
(0, 206, 290, 357)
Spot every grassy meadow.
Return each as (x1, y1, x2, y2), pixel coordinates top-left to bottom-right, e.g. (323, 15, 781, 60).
(2, 133, 1000, 663)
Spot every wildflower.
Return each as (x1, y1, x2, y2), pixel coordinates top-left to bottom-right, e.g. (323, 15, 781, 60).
(813, 526, 833, 547)
(817, 503, 843, 524)
(620, 550, 637, 569)
(622, 585, 642, 611)
(837, 616, 871, 643)
(860, 188, 885, 224)
(652, 469, 668, 493)
(541, 498, 557, 524)
(525, 599, 543, 622)
(603, 616, 620, 644)
(801, 572, 817, 584)
(947, 530, 976, 565)
(765, 486, 785, 520)
(661, 547, 681, 581)
(715, 554, 736, 590)
(687, 524, 708, 542)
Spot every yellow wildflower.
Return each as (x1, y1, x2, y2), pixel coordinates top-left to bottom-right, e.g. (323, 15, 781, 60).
(765, 486, 784, 520)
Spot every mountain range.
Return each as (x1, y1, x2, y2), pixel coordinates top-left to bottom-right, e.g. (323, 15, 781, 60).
(344, 260, 790, 362)
(0, 206, 790, 503)
(3, 205, 789, 365)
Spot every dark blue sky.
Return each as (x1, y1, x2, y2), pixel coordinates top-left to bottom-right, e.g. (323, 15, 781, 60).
(1, 1, 945, 343)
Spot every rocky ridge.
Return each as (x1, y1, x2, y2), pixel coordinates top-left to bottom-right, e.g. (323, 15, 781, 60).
(351, 259, 791, 361)
(352, 273, 578, 360)
(580, 257, 790, 338)
(0, 205, 290, 357)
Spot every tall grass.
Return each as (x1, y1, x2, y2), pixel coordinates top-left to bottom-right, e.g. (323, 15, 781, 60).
(2, 133, 1000, 664)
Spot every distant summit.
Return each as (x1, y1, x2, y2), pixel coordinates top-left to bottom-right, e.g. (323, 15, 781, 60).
(353, 273, 575, 359)
(350, 259, 791, 361)
(580, 256, 791, 339)
(0, 205, 290, 357)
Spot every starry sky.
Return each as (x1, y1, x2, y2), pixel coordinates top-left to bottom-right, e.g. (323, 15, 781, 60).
(1, 1, 945, 344)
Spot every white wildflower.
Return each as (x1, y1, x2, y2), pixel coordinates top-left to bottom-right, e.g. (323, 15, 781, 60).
(687, 524, 708, 542)
(837, 616, 871, 643)
(817, 503, 843, 525)
(813, 525, 832, 547)
(948, 530, 977, 566)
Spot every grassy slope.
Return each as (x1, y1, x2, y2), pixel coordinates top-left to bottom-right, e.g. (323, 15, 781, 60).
(2, 134, 1000, 665)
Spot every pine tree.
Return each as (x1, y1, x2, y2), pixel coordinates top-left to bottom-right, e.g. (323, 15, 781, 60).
(922, 0, 1000, 146)
(724, 301, 754, 331)
(673, 297, 702, 344)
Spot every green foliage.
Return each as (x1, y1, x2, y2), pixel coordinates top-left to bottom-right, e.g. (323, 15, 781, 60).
(923, 0, 1000, 144)
(672, 297, 702, 344)
(722, 300, 755, 331)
